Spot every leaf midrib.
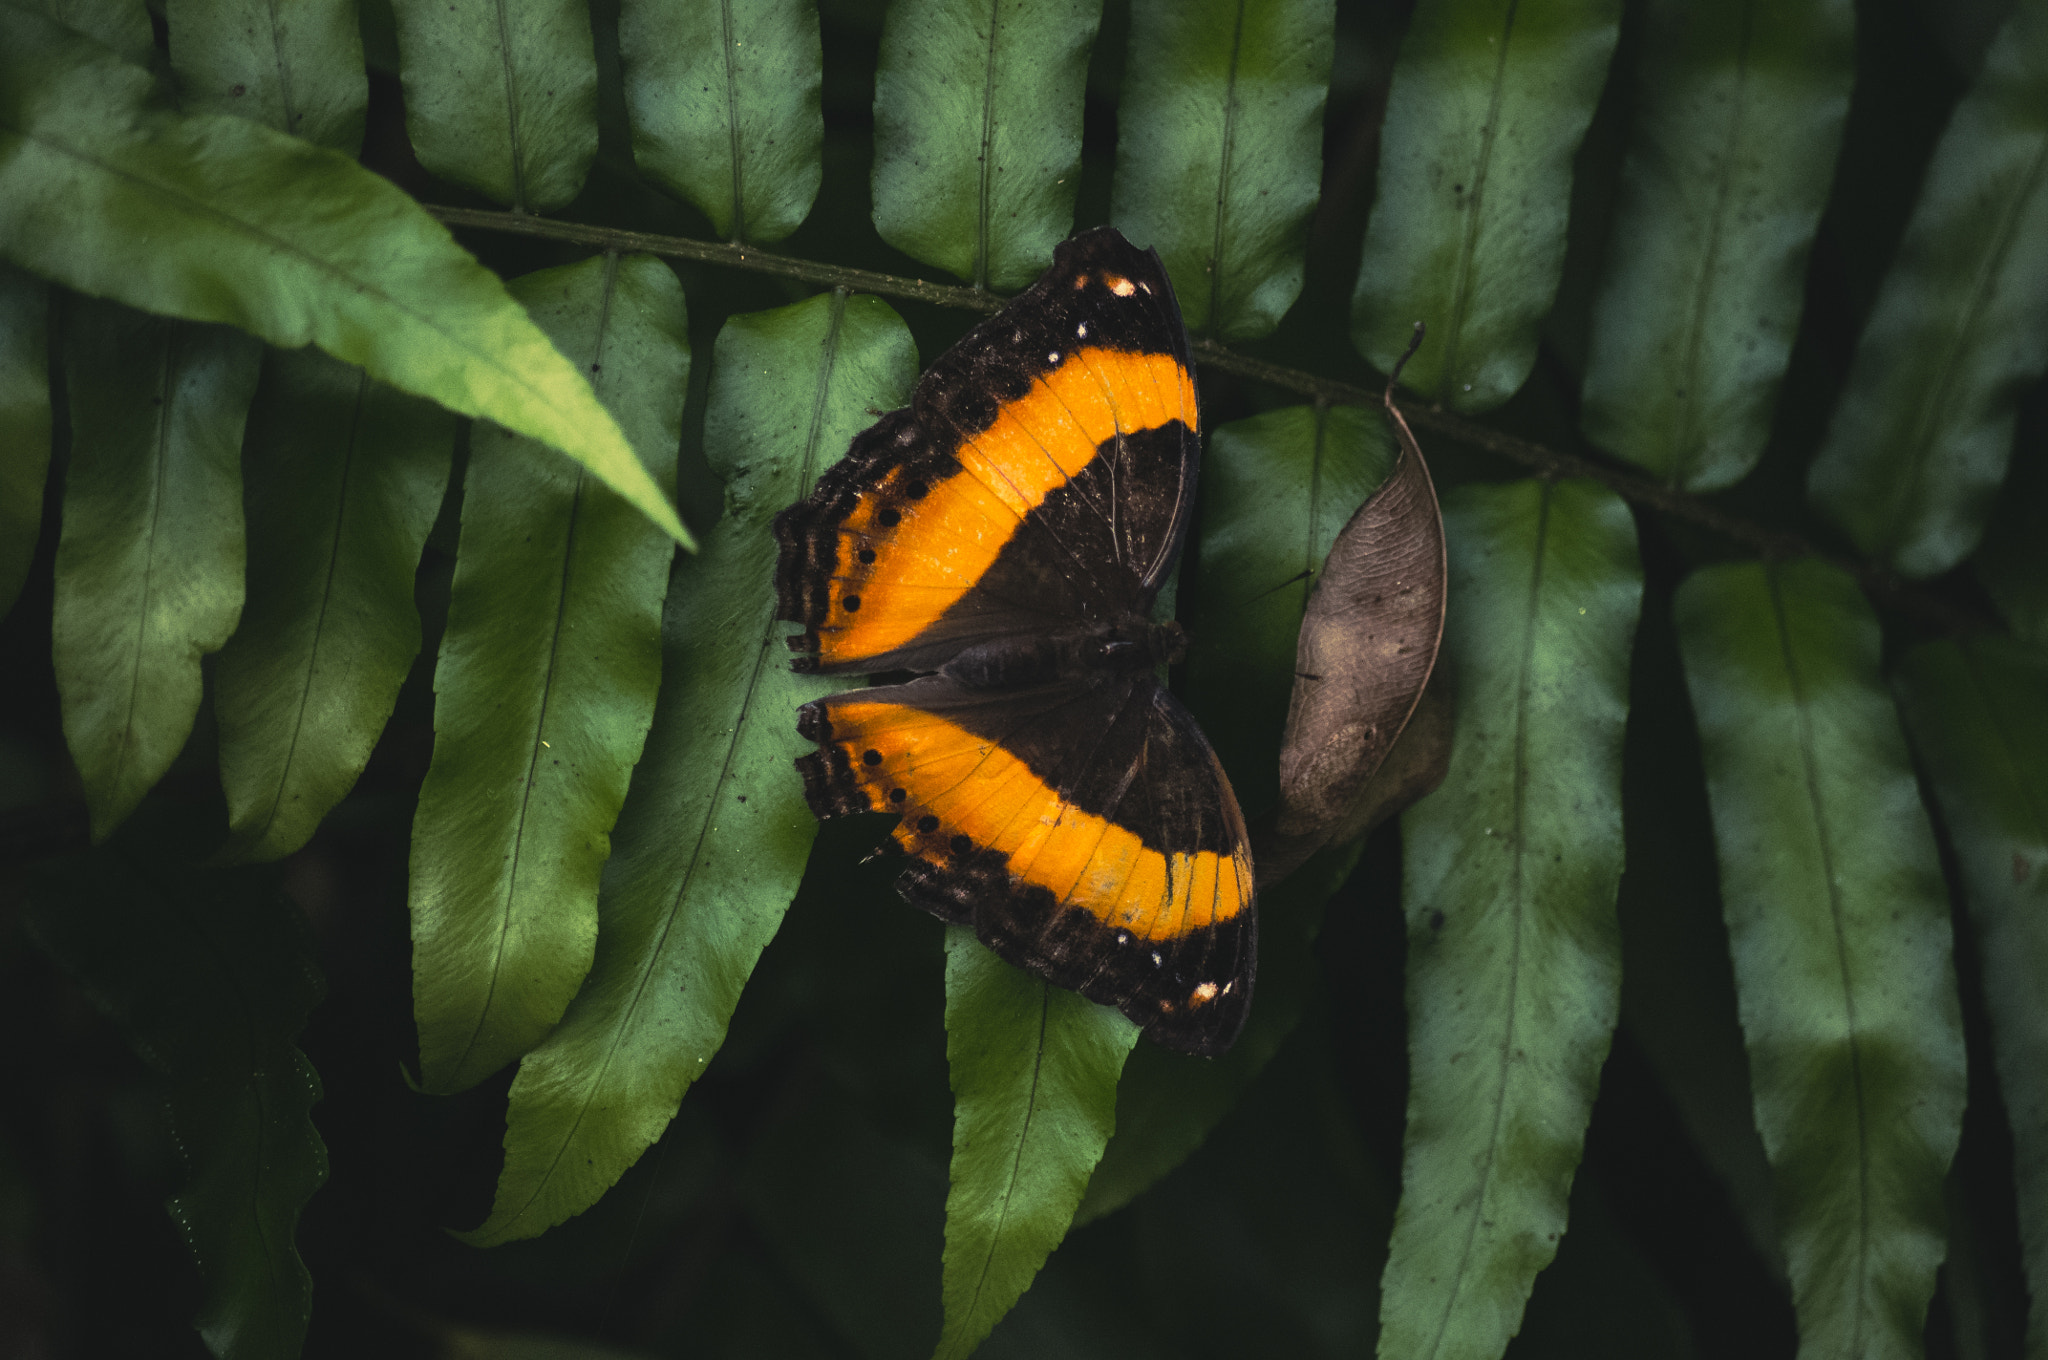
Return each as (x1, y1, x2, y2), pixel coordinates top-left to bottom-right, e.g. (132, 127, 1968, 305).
(491, 0, 528, 211)
(1768, 563, 1871, 1352)
(975, 0, 1002, 291)
(1668, 0, 1755, 489)
(1881, 122, 2048, 554)
(240, 366, 371, 849)
(1438, 0, 1523, 390)
(262, 0, 302, 137)
(1206, 0, 1249, 335)
(1418, 482, 1548, 1359)
(109, 326, 181, 818)
(718, 0, 746, 242)
(950, 984, 1052, 1356)
(447, 253, 625, 1083)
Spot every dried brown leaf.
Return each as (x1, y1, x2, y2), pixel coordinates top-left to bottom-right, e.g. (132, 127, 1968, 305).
(1261, 375, 1447, 886)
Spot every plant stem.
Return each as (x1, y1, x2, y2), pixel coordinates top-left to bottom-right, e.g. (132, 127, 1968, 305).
(426, 204, 1985, 636)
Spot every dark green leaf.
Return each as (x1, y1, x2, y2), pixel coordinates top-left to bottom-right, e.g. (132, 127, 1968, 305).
(214, 347, 455, 863)
(1893, 635, 2048, 1360)
(55, 302, 257, 841)
(1382, 478, 1640, 1360)
(0, 6, 689, 545)
(621, 0, 822, 244)
(743, 1082, 946, 1358)
(1580, 0, 1853, 491)
(1975, 415, 2048, 647)
(1131, 1031, 1390, 1360)
(1673, 558, 1965, 1357)
(39, 0, 153, 64)
(1075, 837, 1363, 1226)
(166, 0, 368, 150)
(1182, 402, 1397, 821)
(1351, 0, 1621, 411)
(936, 928, 1139, 1360)
(1805, 1, 2048, 577)
(1109, 0, 1335, 341)
(462, 290, 917, 1242)
(26, 859, 327, 1360)
(871, 0, 1103, 290)
(411, 253, 684, 1093)
(439, 1328, 659, 1360)
(388, 0, 595, 211)
(0, 261, 48, 618)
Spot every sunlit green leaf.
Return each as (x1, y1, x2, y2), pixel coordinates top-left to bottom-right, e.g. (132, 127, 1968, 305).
(0, 5, 688, 545)
(166, 0, 367, 151)
(1674, 558, 1965, 1358)
(26, 858, 327, 1360)
(411, 253, 685, 1093)
(388, 0, 595, 211)
(871, 0, 1103, 291)
(1181, 402, 1397, 821)
(0, 261, 48, 619)
(1381, 478, 1639, 1360)
(1893, 635, 2048, 1360)
(214, 347, 455, 863)
(1805, 0, 2048, 578)
(55, 302, 256, 841)
(1352, 0, 1621, 411)
(1580, 0, 1853, 491)
(936, 929, 1139, 1360)
(462, 290, 917, 1242)
(621, 0, 822, 244)
(1109, 0, 1335, 341)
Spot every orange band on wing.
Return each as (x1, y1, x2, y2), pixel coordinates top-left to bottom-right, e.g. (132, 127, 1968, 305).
(816, 347, 1197, 667)
(826, 699, 1250, 941)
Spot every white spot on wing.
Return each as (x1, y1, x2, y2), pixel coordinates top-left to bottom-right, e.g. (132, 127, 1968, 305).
(1150, 951, 1162, 967)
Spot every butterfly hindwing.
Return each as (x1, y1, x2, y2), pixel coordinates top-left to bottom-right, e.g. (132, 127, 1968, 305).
(795, 673, 1255, 1056)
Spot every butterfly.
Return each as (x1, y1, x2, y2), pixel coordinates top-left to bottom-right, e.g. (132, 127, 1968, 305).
(772, 226, 1254, 1056)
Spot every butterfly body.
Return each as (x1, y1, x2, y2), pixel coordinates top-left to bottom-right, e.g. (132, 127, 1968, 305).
(774, 227, 1255, 1056)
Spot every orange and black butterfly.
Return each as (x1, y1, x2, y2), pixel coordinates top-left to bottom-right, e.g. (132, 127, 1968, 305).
(773, 227, 1254, 1057)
